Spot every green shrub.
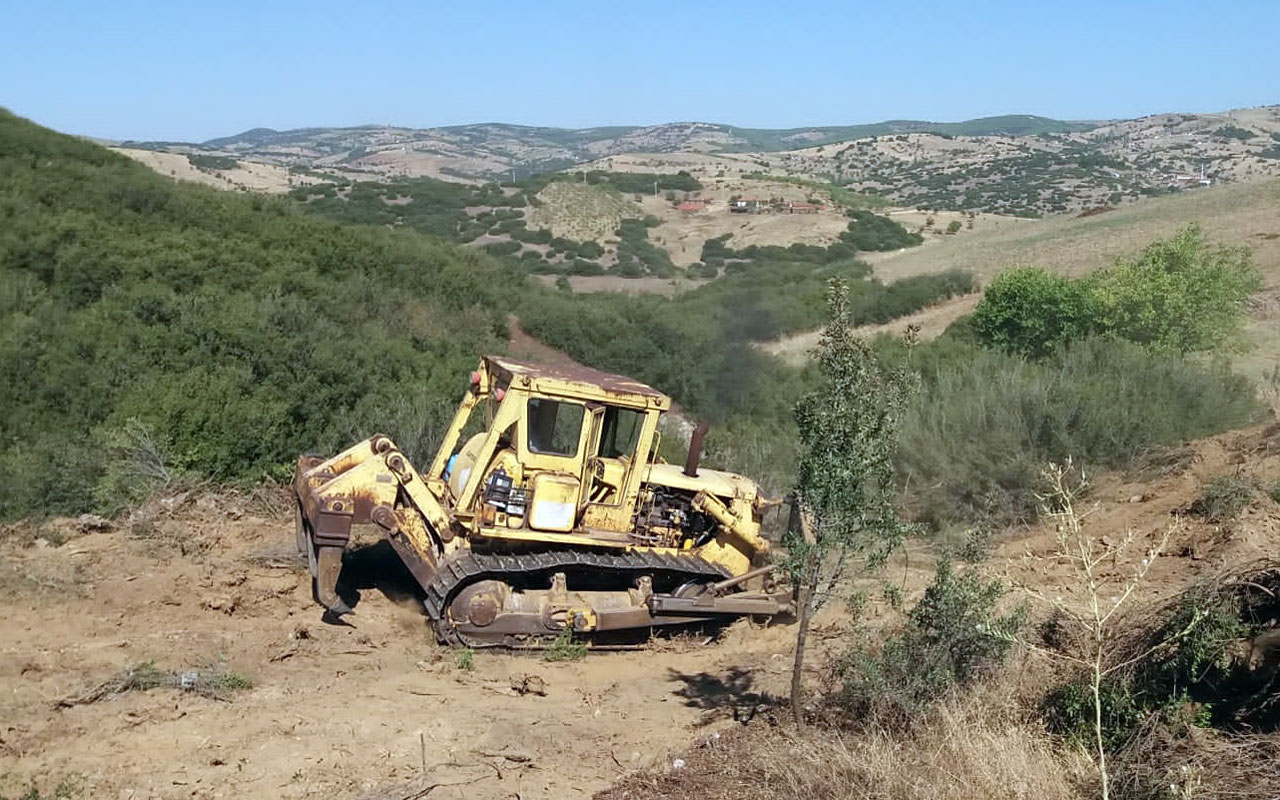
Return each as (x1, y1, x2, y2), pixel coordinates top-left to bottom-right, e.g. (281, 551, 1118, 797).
(614, 218, 675, 276)
(0, 110, 511, 520)
(972, 267, 1098, 358)
(482, 240, 521, 256)
(1085, 224, 1261, 354)
(840, 210, 924, 251)
(543, 170, 700, 195)
(1042, 676, 1147, 751)
(186, 153, 238, 171)
(892, 336, 1262, 528)
(455, 647, 475, 671)
(840, 559, 1023, 722)
(1212, 125, 1254, 141)
(1043, 583, 1249, 748)
(543, 627, 587, 661)
(974, 227, 1261, 360)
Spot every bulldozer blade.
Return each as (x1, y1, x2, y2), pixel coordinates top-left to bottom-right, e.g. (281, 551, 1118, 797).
(315, 545, 351, 615)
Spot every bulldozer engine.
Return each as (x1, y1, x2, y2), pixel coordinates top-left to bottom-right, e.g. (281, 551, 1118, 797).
(293, 355, 789, 647)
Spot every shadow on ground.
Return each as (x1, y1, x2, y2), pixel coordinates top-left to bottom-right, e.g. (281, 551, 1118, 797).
(334, 540, 426, 613)
(668, 667, 780, 725)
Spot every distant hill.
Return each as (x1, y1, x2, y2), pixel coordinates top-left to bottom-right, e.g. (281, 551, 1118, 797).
(120, 105, 1280, 216)
(718, 115, 1091, 151)
(123, 114, 1093, 182)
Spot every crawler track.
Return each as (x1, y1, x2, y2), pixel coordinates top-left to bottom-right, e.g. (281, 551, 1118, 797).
(422, 549, 731, 648)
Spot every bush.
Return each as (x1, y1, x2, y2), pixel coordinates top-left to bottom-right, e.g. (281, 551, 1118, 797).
(972, 267, 1098, 359)
(1212, 125, 1254, 141)
(1188, 475, 1258, 522)
(840, 559, 1023, 723)
(543, 627, 587, 661)
(1044, 579, 1257, 749)
(840, 210, 924, 251)
(974, 226, 1261, 359)
(0, 110, 511, 520)
(186, 153, 238, 171)
(892, 336, 1262, 529)
(1085, 224, 1261, 354)
(482, 240, 521, 256)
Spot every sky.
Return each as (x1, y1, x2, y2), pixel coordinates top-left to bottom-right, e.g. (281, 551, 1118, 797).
(2, 0, 1278, 142)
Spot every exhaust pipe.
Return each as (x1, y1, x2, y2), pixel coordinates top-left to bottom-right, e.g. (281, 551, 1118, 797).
(684, 421, 708, 477)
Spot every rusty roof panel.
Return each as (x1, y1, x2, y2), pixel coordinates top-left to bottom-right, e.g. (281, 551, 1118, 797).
(485, 355, 669, 404)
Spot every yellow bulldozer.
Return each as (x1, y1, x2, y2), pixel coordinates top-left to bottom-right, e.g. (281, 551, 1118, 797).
(293, 355, 789, 648)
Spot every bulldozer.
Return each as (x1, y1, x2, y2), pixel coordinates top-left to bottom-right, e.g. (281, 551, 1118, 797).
(293, 355, 789, 648)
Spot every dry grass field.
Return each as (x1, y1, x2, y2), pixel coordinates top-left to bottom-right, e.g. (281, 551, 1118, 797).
(865, 178, 1280, 286)
(111, 148, 327, 194)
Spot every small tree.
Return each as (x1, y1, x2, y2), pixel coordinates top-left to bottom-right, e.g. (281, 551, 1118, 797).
(786, 279, 910, 725)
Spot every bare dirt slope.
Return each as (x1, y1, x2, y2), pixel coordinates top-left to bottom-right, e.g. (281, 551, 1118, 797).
(0, 493, 796, 800)
(3, 424, 1279, 799)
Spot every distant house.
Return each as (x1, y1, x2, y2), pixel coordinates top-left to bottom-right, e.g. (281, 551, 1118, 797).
(729, 197, 763, 214)
(678, 200, 709, 213)
(787, 201, 820, 214)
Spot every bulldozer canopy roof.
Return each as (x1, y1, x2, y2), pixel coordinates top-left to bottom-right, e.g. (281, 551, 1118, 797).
(485, 355, 670, 409)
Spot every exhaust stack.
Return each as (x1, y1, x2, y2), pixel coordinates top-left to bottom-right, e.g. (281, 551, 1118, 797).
(684, 421, 708, 477)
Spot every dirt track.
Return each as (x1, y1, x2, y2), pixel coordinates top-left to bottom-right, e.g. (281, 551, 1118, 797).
(3, 425, 1279, 799)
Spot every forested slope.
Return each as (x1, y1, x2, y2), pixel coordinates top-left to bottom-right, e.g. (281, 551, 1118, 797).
(0, 110, 514, 518)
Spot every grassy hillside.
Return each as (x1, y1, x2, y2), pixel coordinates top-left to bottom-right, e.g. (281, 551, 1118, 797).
(865, 179, 1280, 382)
(868, 179, 1280, 286)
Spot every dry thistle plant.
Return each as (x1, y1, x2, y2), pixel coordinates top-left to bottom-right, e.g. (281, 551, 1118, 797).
(992, 459, 1196, 800)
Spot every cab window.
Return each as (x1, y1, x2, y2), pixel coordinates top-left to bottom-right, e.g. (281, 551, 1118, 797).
(599, 407, 643, 459)
(527, 398, 584, 456)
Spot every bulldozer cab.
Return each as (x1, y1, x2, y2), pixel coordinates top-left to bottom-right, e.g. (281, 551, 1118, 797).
(435, 356, 669, 538)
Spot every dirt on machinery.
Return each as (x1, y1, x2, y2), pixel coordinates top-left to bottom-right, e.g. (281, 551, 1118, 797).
(3, 424, 1279, 799)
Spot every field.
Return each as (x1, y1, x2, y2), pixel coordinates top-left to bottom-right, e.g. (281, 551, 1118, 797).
(0, 488, 802, 800)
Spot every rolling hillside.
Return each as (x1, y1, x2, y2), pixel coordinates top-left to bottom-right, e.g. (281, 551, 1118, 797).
(119, 105, 1280, 217)
(763, 177, 1280, 381)
(129, 114, 1088, 180)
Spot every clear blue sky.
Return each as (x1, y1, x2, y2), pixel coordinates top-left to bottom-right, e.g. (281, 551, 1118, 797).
(2, 0, 1277, 142)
